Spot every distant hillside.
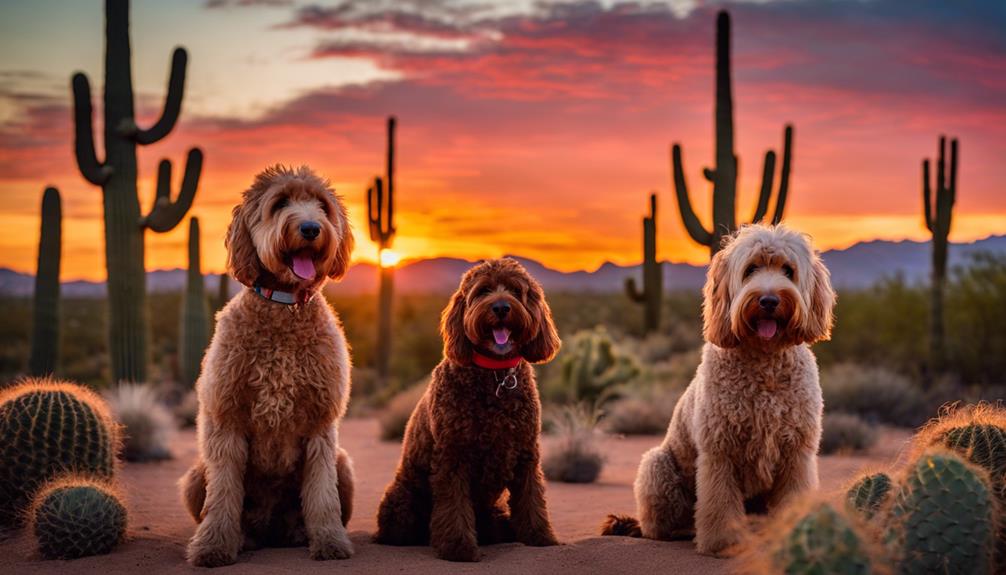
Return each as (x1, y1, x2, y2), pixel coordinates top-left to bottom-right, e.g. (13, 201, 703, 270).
(1, 235, 1003, 297)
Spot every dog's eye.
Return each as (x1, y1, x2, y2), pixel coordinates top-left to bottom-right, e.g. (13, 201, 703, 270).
(782, 264, 795, 280)
(744, 264, 758, 278)
(271, 197, 289, 214)
(318, 200, 330, 217)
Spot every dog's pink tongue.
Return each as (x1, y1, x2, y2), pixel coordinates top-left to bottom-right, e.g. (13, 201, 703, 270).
(757, 319, 778, 340)
(291, 254, 316, 280)
(492, 328, 511, 345)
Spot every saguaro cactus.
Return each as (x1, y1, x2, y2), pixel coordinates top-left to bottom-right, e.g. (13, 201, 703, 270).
(625, 193, 662, 334)
(672, 10, 793, 257)
(922, 136, 957, 370)
(29, 187, 62, 376)
(179, 218, 209, 388)
(368, 116, 397, 383)
(72, 0, 202, 383)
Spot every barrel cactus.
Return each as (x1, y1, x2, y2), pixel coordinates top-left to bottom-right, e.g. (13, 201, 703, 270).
(911, 403, 1006, 564)
(847, 472, 892, 520)
(886, 450, 996, 575)
(30, 477, 126, 559)
(744, 498, 886, 575)
(0, 378, 119, 525)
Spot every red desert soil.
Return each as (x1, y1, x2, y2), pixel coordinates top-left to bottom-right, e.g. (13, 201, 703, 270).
(2, 418, 912, 574)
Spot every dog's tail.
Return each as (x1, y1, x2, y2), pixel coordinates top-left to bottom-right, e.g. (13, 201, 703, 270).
(600, 514, 642, 537)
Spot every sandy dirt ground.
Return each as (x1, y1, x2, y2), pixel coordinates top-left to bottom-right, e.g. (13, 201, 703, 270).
(2, 418, 912, 574)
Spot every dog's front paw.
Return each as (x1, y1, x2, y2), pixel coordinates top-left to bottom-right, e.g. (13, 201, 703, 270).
(309, 530, 354, 561)
(521, 530, 560, 547)
(436, 539, 481, 562)
(187, 541, 238, 568)
(187, 524, 241, 568)
(695, 533, 741, 558)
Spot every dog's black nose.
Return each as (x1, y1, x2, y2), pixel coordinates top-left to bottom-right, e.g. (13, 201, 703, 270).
(759, 294, 780, 312)
(492, 301, 511, 319)
(300, 221, 321, 241)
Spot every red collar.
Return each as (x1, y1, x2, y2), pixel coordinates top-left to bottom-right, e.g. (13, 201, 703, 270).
(472, 351, 523, 370)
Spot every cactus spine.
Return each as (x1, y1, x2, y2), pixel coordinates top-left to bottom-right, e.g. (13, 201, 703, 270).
(672, 10, 793, 257)
(0, 378, 119, 526)
(368, 116, 397, 384)
(72, 0, 202, 383)
(30, 478, 126, 560)
(846, 472, 892, 520)
(922, 136, 957, 371)
(29, 187, 62, 376)
(179, 218, 209, 388)
(624, 193, 662, 334)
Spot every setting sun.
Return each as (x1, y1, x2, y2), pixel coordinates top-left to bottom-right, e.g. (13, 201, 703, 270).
(379, 249, 402, 268)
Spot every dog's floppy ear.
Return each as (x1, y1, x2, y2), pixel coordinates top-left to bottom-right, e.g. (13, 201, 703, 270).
(703, 245, 739, 348)
(798, 251, 836, 344)
(440, 286, 471, 365)
(327, 202, 355, 281)
(520, 282, 561, 363)
(225, 201, 261, 287)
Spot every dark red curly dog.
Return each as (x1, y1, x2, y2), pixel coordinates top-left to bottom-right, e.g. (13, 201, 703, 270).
(375, 257, 562, 562)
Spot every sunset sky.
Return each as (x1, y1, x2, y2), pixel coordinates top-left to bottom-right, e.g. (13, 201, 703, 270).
(1, 0, 1004, 280)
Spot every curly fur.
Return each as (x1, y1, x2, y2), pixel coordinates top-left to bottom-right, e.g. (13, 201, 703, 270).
(602, 224, 836, 557)
(374, 258, 562, 562)
(179, 165, 356, 567)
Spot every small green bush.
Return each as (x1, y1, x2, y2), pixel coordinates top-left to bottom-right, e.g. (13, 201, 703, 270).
(821, 363, 927, 427)
(820, 412, 878, 455)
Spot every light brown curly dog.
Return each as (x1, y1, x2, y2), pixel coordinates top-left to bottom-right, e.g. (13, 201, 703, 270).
(375, 258, 562, 562)
(179, 165, 356, 567)
(602, 224, 836, 557)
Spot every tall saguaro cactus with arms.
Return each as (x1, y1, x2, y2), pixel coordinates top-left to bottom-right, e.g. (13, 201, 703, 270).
(625, 193, 662, 334)
(923, 136, 958, 371)
(29, 187, 62, 376)
(673, 10, 793, 257)
(369, 116, 397, 384)
(72, 0, 202, 383)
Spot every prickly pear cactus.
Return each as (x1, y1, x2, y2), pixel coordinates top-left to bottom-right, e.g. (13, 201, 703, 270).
(846, 473, 892, 520)
(0, 378, 119, 525)
(763, 502, 879, 575)
(887, 451, 995, 575)
(30, 478, 126, 559)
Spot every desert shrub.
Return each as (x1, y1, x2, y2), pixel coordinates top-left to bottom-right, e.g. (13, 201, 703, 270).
(815, 276, 928, 378)
(543, 404, 605, 483)
(644, 347, 702, 391)
(945, 252, 1006, 383)
(104, 383, 174, 462)
(174, 390, 198, 428)
(821, 363, 928, 427)
(603, 387, 680, 435)
(378, 378, 428, 441)
(819, 412, 878, 455)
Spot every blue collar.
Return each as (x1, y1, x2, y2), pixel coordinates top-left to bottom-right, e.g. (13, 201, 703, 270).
(253, 285, 313, 306)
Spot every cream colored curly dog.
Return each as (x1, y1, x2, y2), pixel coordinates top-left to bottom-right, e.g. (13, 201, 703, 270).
(179, 165, 356, 567)
(602, 224, 836, 557)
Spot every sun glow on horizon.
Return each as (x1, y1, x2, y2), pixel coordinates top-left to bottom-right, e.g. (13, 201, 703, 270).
(379, 249, 402, 268)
